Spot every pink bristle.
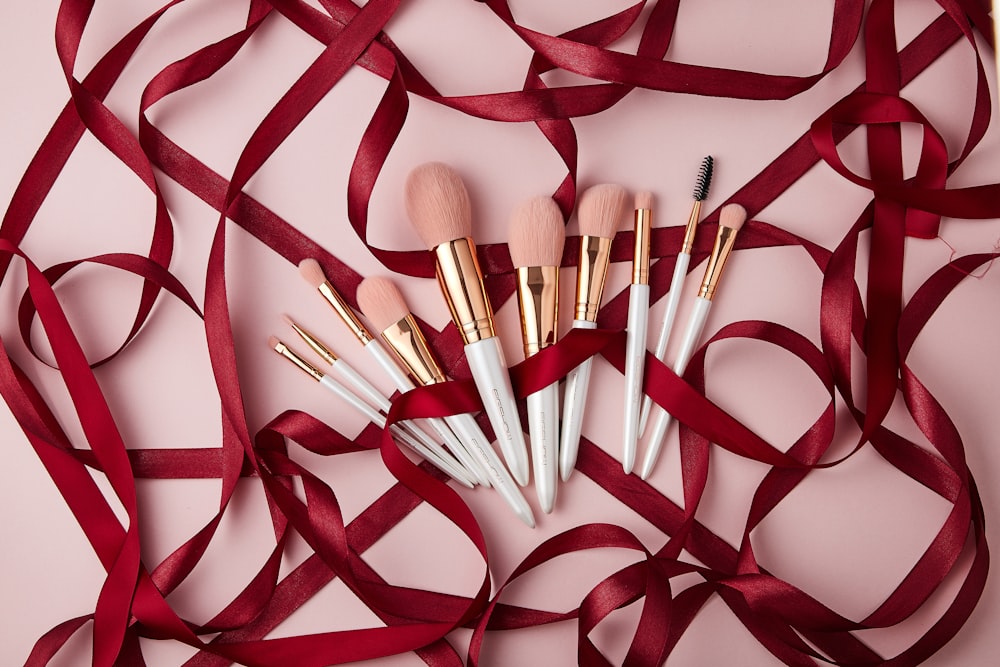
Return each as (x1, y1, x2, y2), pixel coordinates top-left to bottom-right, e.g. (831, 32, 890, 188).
(298, 258, 328, 289)
(404, 162, 473, 248)
(634, 191, 654, 210)
(577, 184, 627, 239)
(356, 277, 410, 333)
(508, 196, 566, 268)
(267, 335, 281, 350)
(719, 203, 748, 231)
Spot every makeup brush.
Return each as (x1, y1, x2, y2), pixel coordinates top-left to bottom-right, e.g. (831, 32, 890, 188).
(404, 162, 530, 487)
(357, 277, 536, 528)
(559, 183, 627, 482)
(639, 156, 714, 436)
(281, 314, 472, 481)
(637, 202, 747, 479)
(297, 259, 490, 486)
(508, 196, 565, 513)
(284, 315, 395, 412)
(622, 191, 653, 474)
(268, 336, 475, 487)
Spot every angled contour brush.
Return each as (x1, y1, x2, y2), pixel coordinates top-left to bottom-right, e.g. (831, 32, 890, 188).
(639, 156, 714, 436)
(559, 183, 627, 482)
(267, 336, 475, 487)
(622, 191, 653, 474)
(357, 276, 536, 528)
(297, 259, 489, 486)
(404, 162, 530, 487)
(637, 203, 747, 479)
(508, 196, 565, 513)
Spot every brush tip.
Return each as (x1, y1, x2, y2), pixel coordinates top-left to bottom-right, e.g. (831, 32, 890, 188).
(719, 203, 748, 231)
(634, 191, 654, 210)
(356, 276, 409, 333)
(508, 196, 566, 268)
(577, 184, 627, 239)
(693, 155, 714, 201)
(404, 162, 473, 248)
(281, 314, 295, 327)
(267, 335, 281, 349)
(298, 258, 327, 288)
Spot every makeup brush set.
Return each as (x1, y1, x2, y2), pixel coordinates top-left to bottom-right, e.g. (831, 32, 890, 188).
(269, 159, 746, 528)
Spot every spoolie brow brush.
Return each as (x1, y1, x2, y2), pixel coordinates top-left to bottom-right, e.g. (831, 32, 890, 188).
(639, 156, 714, 437)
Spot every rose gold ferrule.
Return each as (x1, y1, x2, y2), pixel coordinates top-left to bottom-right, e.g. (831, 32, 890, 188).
(515, 265, 560, 357)
(380, 314, 446, 386)
(681, 200, 703, 255)
(287, 318, 338, 366)
(433, 237, 496, 344)
(272, 340, 324, 382)
(698, 224, 739, 301)
(632, 208, 652, 285)
(574, 235, 612, 322)
(317, 282, 373, 344)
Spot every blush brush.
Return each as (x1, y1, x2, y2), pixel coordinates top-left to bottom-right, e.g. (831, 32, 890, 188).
(404, 162, 530, 486)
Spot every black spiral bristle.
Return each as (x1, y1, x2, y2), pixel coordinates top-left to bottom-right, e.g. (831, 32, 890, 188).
(692, 155, 714, 201)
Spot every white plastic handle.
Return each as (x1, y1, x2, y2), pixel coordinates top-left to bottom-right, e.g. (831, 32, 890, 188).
(445, 412, 535, 527)
(622, 284, 649, 474)
(559, 319, 598, 481)
(317, 374, 474, 487)
(329, 358, 392, 413)
(464, 336, 529, 486)
(527, 382, 560, 513)
(639, 252, 690, 435)
(638, 295, 712, 479)
(363, 339, 486, 484)
(425, 414, 491, 487)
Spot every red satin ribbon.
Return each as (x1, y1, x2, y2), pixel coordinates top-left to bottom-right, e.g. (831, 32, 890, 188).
(2, 0, 997, 665)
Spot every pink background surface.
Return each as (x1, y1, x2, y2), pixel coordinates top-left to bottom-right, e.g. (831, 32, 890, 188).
(2, 1, 999, 665)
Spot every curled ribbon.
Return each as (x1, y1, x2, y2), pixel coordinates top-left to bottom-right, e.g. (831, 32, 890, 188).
(2, 0, 998, 665)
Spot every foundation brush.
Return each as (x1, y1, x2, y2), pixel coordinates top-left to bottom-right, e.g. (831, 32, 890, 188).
(405, 162, 530, 486)
(508, 196, 565, 513)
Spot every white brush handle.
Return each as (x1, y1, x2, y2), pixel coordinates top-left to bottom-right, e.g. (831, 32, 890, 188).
(638, 295, 712, 479)
(528, 382, 559, 513)
(444, 413, 535, 528)
(622, 284, 649, 474)
(559, 319, 598, 482)
(329, 358, 392, 413)
(317, 374, 474, 487)
(426, 411, 491, 488)
(363, 339, 487, 485)
(465, 336, 529, 486)
(639, 252, 690, 435)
